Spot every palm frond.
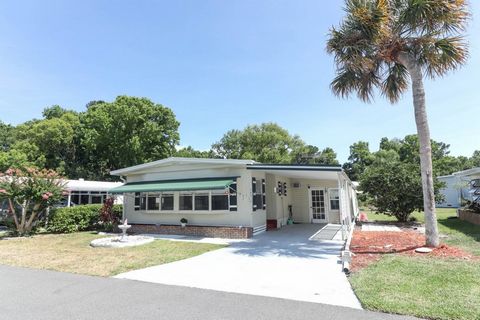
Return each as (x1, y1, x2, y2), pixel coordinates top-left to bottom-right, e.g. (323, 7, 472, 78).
(331, 68, 360, 99)
(414, 35, 468, 77)
(399, 0, 469, 36)
(381, 62, 409, 103)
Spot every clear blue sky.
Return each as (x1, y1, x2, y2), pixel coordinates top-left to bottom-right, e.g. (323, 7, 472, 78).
(0, 1, 479, 162)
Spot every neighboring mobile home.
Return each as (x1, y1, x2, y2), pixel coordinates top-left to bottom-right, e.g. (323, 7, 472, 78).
(63, 179, 123, 206)
(437, 167, 480, 208)
(110, 157, 359, 239)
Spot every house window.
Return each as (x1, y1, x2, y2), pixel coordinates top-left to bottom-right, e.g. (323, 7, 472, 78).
(179, 193, 193, 210)
(161, 194, 174, 210)
(133, 184, 237, 213)
(90, 194, 103, 204)
(252, 177, 257, 211)
(134, 192, 147, 211)
(329, 189, 340, 210)
(71, 193, 80, 205)
(194, 193, 209, 211)
(147, 193, 160, 210)
(229, 181, 237, 211)
(80, 193, 89, 205)
(262, 179, 266, 210)
(140, 193, 147, 210)
(252, 177, 266, 211)
(212, 191, 229, 210)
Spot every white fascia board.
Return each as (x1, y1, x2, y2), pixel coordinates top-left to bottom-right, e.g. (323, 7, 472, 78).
(452, 167, 480, 177)
(110, 157, 257, 176)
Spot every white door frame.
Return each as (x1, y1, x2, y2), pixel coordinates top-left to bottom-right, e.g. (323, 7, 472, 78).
(308, 188, 328, 223)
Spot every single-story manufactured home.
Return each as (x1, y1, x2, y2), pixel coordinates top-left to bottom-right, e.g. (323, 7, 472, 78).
(437, 167, 480, 208)
(110, 157, 359, 239)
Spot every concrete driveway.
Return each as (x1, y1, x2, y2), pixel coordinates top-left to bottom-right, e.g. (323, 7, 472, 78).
(116, 224, 361, 309)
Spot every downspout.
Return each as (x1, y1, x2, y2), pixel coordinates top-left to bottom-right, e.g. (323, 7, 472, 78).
(342, 223, 356, 273)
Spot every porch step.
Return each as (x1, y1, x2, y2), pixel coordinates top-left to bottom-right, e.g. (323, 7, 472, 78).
(266, 219, 278, 230)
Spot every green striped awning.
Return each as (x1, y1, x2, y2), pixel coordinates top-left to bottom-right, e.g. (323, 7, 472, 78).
(109, 177, 236, 194)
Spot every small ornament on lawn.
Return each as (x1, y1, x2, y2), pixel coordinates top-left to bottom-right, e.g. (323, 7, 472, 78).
(415, 247, 433, 253)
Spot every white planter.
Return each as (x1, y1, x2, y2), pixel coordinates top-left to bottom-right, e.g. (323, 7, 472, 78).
(181, 223, 187, 228)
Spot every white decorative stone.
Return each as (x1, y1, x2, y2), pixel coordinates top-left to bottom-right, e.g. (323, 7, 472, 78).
(90, 235, 154, 248)
(415, 247, 433, 253)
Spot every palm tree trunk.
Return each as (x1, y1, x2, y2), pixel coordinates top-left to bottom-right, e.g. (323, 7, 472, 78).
(398, 52, 440, 247)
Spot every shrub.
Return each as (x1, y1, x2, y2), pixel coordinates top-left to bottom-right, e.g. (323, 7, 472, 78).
(48, 204, 122, 233)
(360, 161, 443, 222)
(99, 198, 121, 231)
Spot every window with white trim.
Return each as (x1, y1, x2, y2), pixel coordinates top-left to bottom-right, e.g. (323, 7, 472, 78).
(229, 181, 237, 211)
(70, 191, 109, 206)
(212, 190, 229, 211)
(133, 185, 237, 213)
(179, 193, 193, 210)
(134, 192, 147, 211)
(262, 179, 266, 210)
(147, 193, 160, 210)
(252, 177, 257, 211)
(252, 177, 265, 211)
(161, 193, 174, 210)
(329, 189, 340, 210)
(194, 193, 209, 211)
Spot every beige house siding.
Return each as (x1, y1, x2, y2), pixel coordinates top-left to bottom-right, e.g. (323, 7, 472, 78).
(288, 178, 340, 224)
(117, 160, 353, 231)
(124, 169, 255, 227)
(265, 174, 292, 227)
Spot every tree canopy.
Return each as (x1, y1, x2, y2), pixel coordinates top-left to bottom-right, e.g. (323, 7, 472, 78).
(0, 96, 180, 180)
(80, 96, 180, 179)
(344, 135, 478, 181)
(212, 123, 307, 164)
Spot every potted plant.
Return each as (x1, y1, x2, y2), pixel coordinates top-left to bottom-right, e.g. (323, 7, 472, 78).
(180, 218, 188, 228)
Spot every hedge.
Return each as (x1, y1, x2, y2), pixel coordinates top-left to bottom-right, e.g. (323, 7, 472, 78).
(48, 204, 122, 233)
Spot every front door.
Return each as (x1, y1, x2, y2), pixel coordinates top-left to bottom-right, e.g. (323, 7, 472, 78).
(310, 188, 327, 223)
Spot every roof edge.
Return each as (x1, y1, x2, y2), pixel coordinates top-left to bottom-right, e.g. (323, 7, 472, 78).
(110, 157, 257, 176)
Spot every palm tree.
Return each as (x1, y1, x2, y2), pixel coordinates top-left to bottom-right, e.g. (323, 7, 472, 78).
(327, 0, 469, 247)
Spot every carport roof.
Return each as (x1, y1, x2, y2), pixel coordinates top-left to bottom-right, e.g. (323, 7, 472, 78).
(247, 164, 342, 171)
(247, 164, 343, 180)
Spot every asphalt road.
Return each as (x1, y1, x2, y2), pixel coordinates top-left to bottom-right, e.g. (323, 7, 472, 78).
(0, 265, 415, 320)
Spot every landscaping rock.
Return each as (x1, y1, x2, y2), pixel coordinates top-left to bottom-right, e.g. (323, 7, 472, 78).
(415, 247, 433, 253)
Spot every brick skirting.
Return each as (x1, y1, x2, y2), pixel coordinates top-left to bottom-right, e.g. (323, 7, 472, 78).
(458, 209, 480, 226)
(128, 224, 253, 239)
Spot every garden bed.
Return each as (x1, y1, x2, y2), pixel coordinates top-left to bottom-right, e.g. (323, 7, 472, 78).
(349, 228, 476, 272)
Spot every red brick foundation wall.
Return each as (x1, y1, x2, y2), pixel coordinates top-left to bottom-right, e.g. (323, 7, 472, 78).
(458, 209, 480, 225)
(128, 224, 253, 239)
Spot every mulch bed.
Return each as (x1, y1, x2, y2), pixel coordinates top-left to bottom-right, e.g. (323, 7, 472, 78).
(349, 229, 476, 273)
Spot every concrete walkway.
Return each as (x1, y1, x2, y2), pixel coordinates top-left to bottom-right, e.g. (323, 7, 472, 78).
(0, 265, 415, 320)
(116, 224, 362, 309)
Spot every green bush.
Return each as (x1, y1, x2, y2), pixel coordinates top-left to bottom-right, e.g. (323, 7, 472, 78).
(48, 204, 122, 233)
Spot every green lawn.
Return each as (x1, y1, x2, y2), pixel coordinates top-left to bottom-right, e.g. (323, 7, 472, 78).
(352, 207, 480, 319)
(0, 232, 224, 276)
(350, 256, 480, 320)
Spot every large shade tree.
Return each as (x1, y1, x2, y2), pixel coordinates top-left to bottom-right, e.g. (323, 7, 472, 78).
(327, 0, 469, 246)
(80, 96, 180, 180)
(212, 123, 306, 163)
